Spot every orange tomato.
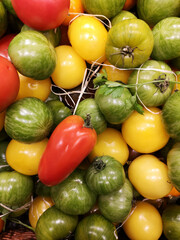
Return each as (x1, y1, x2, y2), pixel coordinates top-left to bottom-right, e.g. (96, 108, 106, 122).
(0, 110, 5, 132)
(123, 0, 137, 10)
(62, 0, 84, 26)
(165, 186, 180, 197)
(100, 60, 132, 84)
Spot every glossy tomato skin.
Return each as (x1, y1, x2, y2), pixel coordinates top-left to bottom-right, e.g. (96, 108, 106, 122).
(38, 115, 97, 186)
(11, 0, 70, 31)
(0, 33, 16, 60)
(0, 56, 20, 112)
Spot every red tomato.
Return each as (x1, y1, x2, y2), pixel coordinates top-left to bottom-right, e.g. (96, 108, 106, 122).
(38, 115, 97, 186)
(123, 0, 137, 10)
(11, 0, 70, 31)
(0, 34, 16, 60)
(0, 217, 4, 233)
(0, 56, 20, 112)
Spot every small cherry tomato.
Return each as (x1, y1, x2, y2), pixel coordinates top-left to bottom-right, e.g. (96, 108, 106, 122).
(123, 201, 163, 240)
(128, 154, 173, 199)
(16, 73, 51, 101)
(6, 138, 48, 175)
(88, 128, 129, 165)
(29, 196, 54, 229)
(51, 45, 87, 89)
(122, 107, 170, 153)
(68, 15, 108, 63)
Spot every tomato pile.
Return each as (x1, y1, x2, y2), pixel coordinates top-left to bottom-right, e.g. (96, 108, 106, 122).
(0, 0, 180, 239)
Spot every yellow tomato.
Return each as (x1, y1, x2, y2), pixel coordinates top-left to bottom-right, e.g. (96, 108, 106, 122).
(29, 196, 54, 229)
(51, 45, 87, 89)
(16, 72, 51, 101)
(68, 15, 107, 63)
(6, 138, 48, 175)
(128, 154, 173, 199)
(121, 107, 170, 153)
(123, 201, 163, 240)
(88, 128, 129, 165)
(100, 60, 132, 84)
(62, 0, 84, 26)
(0, 110, 5, 132)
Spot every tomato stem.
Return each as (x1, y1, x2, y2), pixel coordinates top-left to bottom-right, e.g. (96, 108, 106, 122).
(93, 158, 106, 172)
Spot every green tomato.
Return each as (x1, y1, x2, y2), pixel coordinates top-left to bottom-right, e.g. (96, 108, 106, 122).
(111, 10, 137, 26)
(8, 30, 57, 80)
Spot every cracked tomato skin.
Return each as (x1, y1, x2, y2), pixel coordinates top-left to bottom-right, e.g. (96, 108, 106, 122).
(11, 0, 70, 31)
(38, 115, 97, 186)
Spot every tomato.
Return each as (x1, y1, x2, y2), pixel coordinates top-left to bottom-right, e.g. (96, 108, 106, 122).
(123, 201, 163, 240)
(59, 25, 70, 45)
(0, 217, 4, 233)
(89, 128, 129, 165)
(29, 196, 54, 229)
(166, 186, 180, 197)
(122, 107, 170, 153)
(111, 10, 137, 26)
(38, 115, 97, 186)
(0, 56, 20, 112)
(51, 45, 87, 89)
(0, 33, 15, 60)
(62, 0, 84, 26)
(128, 154, 173, 199)
(105, 19, 154, 68)
(0, 111, 5, 132)
(11, 0, 70, 31)
(173, 71, 180, 92)
(16, 72, 51, 101)
(68, 15, 108, 63)
(123, 0, 137, 10)
(100, 60, 132, 84)
(6, 138, 48, 175)
(0, 2, 7, 38)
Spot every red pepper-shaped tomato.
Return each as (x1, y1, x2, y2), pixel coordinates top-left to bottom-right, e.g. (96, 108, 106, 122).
(38, 115, 97, 186)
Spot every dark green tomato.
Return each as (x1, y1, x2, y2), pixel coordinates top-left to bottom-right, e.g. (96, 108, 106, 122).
(35, 206, 78, 240)
(105, 19, 154, 68)
(167, 142, 180, 191)
(0, 141, 12, 172)
(45, 91, 59, 102)
(0, 128, 9, 142)
(162, 204, 180, 240)
(0, 2, 7, 38)
(127, 60, 175, 107)
(85, 155, 125, 195)
(75, 98, 107, 134)
(75, 213, 118, 240)
(8, 30, 57, 80)
(95, 83, 134, 125)
(0, 171, 33, 209)
(51, 169, 97, 215)
(35, 180, 51, 197)
(137, 0, 180, 27)
(21, 24, 61, 48)
(162, 91, 180, 141)
(4, 97, 53, 143)
(111, 10, 137, 26)
(81, 0, 126, 19)
(2, 0, 16, 16)
(46, 100, 72, 131)
(98, 178, 133, 224)
(151, 17, 180, 61)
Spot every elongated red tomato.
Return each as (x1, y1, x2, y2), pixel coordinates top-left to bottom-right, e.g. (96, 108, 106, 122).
(11, 0, 70, 31)
(38, 115, 97, 186)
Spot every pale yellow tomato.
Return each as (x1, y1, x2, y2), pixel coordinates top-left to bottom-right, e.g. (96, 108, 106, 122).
(68, 15, 107, 63)
(128, 154, 173, 199)
(29, 196, 54, 229)
(121, 107, 170, 153)
(51, 45, 87, 89)
(123, 201, 163, 240)
(88, 128, 129, 165)
(6, 138, 48, 175)
(100, 60, 132, 83)
(16, 72, 51, 101)
(0, 110, 5, 132)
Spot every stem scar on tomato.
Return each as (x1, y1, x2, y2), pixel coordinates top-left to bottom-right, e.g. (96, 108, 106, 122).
(153, 73, 170, 93)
